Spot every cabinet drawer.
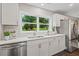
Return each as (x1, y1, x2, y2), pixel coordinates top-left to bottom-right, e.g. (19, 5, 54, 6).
(27, 38, 48, 46)
(2, 3, 18, 25)
(27, 40, 40, 46)
(27, 44, 39, 56)
(48, 37, 56, 41)
(40, 38, 48, 43)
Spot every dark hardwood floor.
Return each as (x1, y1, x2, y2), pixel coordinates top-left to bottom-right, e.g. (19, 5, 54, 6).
(54, 49, 79, 56)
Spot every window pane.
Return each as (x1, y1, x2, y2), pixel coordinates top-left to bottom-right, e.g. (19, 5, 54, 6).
(39, 25, 48, 30)
(39, 17, 49, 24)
(22, 24, 37, 31)
(22, 15, 37, 23)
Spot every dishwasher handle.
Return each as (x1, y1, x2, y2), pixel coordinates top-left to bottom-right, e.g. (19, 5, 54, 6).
(1, 44, 27, 49)
(15, 44, 27, 48)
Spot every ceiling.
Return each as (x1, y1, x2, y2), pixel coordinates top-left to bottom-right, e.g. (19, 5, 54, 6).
(28, 3, 79, 18)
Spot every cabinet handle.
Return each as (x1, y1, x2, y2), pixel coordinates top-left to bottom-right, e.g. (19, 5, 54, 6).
(58, 40, 60, 44)
(39, 44, 41, 48)
(49, 42, 51, 46)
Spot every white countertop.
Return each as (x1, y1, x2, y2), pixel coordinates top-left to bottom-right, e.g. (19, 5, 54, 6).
(0, 34, 65, 45)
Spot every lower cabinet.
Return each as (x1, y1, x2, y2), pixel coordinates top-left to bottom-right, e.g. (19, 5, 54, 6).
(39, 40, 49, 56)
(48, 37, 58, 55)
(57, 35, 66, 52)
(27, 35, 66, 56)
(27, 45, 39, 56)
(27, 39, 49, 56)
(48, 35, 66, 56)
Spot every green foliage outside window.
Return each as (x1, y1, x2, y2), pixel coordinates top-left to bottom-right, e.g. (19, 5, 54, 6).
(22, 24, 37, 31)
(21, 15, 49, 31)
(22, 15, 37, 23)
(39, 17, 49, 24)
(39, 25, 48, 30)
(39, 17, 49, 30)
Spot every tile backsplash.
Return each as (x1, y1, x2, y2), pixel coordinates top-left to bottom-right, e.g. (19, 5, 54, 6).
(3, 25, 17, 32)
(2, 25, 17, 39)
(2, 25, 57, 39)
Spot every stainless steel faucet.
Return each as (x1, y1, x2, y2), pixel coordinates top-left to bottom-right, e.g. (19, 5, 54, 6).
(47, 31, 49, 35)
(33, 31, 36, 36)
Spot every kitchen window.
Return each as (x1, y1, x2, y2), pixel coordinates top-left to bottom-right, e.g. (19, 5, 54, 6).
(39, 17, 49, 30)
(22, 15, 37, 31)
(20, 13, 49, 32)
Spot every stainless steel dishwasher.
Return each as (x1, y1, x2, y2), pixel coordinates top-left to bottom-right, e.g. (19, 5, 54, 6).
(0, 42, 27, 56)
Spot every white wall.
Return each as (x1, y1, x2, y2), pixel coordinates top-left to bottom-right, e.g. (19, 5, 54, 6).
(16, 4, 55, 37)
(1, 3, 59, 38)
(1, 3, 55, 38)
(67, 10, 79, 18)
(19, 4, 53, 17)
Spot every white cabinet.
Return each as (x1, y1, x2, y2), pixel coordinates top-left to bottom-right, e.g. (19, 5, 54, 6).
(57, 35, 66, 52)
(2, 3, 18, 25)
(27, 39, 49, 56)
(53, 14, 60, 27)
(48, 37, 58, 55)
(27, 34, 66, 56)
(27, 45, 39, 56)
(39, 39, 49, 56)
(27, 40, 39, 56)
(48, 35, 66, 56)
(53, 14, 65, 27)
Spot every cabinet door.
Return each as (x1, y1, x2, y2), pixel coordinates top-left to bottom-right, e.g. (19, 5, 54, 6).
(58, 35, 66, 52)
(53, 14, 60, 27)
(56, 15, 60, 26)
(48, 37, 58, 55)
(27, 40, 40, 56)
(27, 45, 39, 56)
(2, 3, 18, 25)
(39, 41, 49, 56)
(56, 19, 60, 26)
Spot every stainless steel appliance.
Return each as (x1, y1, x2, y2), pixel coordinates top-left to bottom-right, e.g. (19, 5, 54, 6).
(59, 19, 78, 52)
(0, 42, 27, 56)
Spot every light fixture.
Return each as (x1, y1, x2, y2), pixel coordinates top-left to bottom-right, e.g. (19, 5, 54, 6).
(41, 3, 44, 6)
(69, 3, 74, 6)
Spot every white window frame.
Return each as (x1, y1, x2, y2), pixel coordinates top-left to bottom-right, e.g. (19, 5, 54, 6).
(19, 11, 52, 33)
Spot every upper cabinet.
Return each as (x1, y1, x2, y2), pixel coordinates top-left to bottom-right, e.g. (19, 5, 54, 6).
(53, 14, 65, 27)
(2, 3, 19, 25)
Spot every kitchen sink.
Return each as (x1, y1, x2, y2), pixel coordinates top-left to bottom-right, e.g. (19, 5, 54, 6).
(28, 36, 44, 38)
